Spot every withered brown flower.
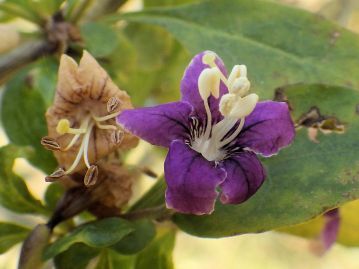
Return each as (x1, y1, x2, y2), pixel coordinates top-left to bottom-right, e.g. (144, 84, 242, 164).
(43, 51, 138, 183)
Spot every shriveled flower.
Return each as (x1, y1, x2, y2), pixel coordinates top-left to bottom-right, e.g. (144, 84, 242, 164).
(43, 51, 138, 184)
(117, 51, 295, 215)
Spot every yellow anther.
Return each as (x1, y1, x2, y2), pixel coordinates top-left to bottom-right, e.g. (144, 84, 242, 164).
(198, 67, 221, 100)
(56, 119, 70, 135)
(227, 65, 250, 96)
(219, 93, 258, 119)
(230, 93, 258, 118)
(202, 52, 217, 67)
(219, 93, 236, 116)
(231, 77, 251, 96)
(56, 119, 87, 135)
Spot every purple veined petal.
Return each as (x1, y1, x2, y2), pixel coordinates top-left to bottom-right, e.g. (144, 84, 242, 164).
(180, 51, 228, 121)
(321, 208, 340, 252)
(219, 151, 266, 204)
(236, 101, 295, 157)
(164, 140, 226, 215)
(117, 101, 192, 148)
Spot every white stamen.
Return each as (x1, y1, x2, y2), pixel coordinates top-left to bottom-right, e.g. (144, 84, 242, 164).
(64, 136, 86, 175)
(92, 111, 121, 122)
(218, 118, 245, 147)
(95, 122, 118, 130)
(83, 123, 94, 169)
(190, 56, 258, 162)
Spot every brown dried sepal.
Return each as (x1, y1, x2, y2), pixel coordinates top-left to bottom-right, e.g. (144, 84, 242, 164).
(88, 160, 137, 218)
(46, 51, 138, 173)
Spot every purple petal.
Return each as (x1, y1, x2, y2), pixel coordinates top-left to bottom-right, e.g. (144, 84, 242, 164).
(219, 151, 266, 204)
(117, 102, 192, 148)
(180, 51, 228, 121)
(236, 101, 295, 156)
(321, 208, 340, 251)
(164, 140, 226, 215)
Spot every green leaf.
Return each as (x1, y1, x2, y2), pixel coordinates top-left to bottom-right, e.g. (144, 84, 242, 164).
(33, 58, 58, 107)
(1, 68, 57, 173)
(280, 199, 359, 247)
(44, 183, 64, 211)
(54, 243, 100, 269)
(122, 0, 359, 98)
(80, 22, 119, 58)
(95, 249, 135, 269)
(0, 222, 31, 254)
(0, 144, 48, 215)
(109, 23, 189, 106)
(112, 219, 156, 255)
(44, 217, 134, 259)
(144, 0, 195, 7)
(173, 84, 359, 237)
(129, 178, 166, 212)
(135, 228, 176, 269)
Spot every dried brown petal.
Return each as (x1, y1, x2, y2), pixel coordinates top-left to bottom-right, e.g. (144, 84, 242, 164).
(88, 160, 136, 218)
(41, 136, 61, 151)
(84, 165, 99, 187)
(45, 51, 138, 173)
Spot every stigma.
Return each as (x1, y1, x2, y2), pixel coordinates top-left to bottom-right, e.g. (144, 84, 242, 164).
(190, 52, 258, 162)
(42, 96, 124, 185)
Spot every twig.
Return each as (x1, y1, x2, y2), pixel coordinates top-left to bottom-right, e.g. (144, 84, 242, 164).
(0, 40, 57, 84)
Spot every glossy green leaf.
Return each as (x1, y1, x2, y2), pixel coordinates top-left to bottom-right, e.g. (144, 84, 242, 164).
(54, 243, 99, 269)
(122, 0, 359, 98)
(44, 218, 133, 259)
(280, 199, 359, 247)
(80, 22, 119, 58)
(135, 228, 176, 269)
(0, 222, 31, 254)
(0, 145, 48, 215)
(173, 84, 359, 237)
(1, 69, 57, 173)
(112, 219, 156, 255)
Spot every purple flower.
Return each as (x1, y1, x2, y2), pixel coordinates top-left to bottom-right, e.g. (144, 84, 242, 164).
(117, 51, 295, 215)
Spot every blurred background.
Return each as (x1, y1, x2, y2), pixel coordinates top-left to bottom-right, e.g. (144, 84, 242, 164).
(1, 0, 359, 268)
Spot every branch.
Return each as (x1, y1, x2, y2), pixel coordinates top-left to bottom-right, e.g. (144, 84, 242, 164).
(0, 40, 57, 84)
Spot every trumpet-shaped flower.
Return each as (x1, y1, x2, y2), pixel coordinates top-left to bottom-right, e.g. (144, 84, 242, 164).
(117, 51, 295, 215)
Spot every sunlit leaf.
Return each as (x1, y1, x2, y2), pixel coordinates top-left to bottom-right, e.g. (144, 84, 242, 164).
(0, 145, 48, 214)
(81, 22, 119, 58)
(122, 0, 359, 98)
(135, 228, 176, 269)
